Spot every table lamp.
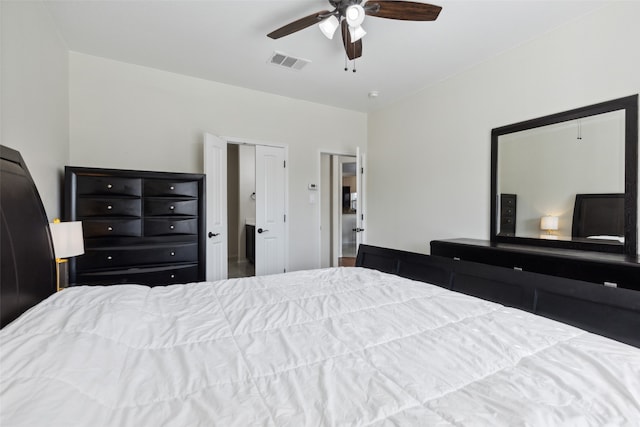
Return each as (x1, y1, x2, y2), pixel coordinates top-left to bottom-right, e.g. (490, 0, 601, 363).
(49, 219, 84, 290)
(540, 215, 559, 236)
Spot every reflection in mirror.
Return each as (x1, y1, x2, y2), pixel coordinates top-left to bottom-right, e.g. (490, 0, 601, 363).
(490, 94, 638, 256)
(497, 110, 625, 242)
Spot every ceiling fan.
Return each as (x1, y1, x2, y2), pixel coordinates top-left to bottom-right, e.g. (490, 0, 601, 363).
(267, 1, 442, 61)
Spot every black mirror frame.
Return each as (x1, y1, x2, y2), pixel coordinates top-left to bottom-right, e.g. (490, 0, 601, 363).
(490, 94, 638, 257)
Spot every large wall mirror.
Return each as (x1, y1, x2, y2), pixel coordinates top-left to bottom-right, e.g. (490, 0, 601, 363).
(491, 95, 638, 257)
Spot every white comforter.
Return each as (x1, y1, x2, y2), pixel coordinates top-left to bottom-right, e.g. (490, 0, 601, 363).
(1, 267, 639, 426)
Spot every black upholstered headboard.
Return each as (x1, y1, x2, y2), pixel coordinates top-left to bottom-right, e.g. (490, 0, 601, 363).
(1, 146, 56, 327)
(356, 244, 640, 348)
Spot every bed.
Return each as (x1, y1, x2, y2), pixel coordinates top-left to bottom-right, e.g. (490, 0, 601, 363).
(1, 146, 639, 426)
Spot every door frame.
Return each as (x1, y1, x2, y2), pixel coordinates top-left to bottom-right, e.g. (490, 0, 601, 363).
(318, 150, 361, 268)
(223, 136, 290, 274)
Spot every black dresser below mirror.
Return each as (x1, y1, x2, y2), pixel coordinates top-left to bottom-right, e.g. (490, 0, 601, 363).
(431, 238, 640, 291)
(65, 166, 206, 287)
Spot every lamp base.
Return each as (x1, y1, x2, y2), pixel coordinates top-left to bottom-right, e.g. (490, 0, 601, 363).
(539, 234, 559, 240)
(56, 258, 69, 291)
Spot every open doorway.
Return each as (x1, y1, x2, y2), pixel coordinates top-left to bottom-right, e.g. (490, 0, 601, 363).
(224, 142, 287, 278)
(227, 144, 256, 279)
(320, 154, 358, 267)
(205, 134, 288, 280)
(341, 159, 358, 265)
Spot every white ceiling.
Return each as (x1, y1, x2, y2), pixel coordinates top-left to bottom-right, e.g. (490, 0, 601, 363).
(44, 0, 607, 112)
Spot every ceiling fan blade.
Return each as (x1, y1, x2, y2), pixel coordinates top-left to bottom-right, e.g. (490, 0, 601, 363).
(341, 20, 363, 60)
(267, 10, 331, 39)
(365, 1, 442, 21)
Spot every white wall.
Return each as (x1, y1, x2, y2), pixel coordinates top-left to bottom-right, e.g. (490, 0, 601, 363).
(320, 154, 332, 268)
(367, 2, 640, 255)
(69, 53, 367, 271)
(1, 1, 69, 220)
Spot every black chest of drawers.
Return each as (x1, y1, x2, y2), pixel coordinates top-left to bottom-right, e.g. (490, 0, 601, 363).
(65, 167, 206, 286)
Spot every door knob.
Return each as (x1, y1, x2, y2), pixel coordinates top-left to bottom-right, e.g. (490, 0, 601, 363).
(257, 228, 269, 234)
(208, 232, 220, 238)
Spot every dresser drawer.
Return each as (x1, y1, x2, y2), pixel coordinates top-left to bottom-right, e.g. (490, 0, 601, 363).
(83, 219, 142, 238)
(76, 264, 200, 286)
(500, 216, 515, 228)
(145, 218, 197, 236)
(77, 244, 198, 269)
(144, 265, 199, 285)
(144, 199, 197, 216)
(78, 176, 142, 197)
(77, 198, 142, 217)
(144, 180, 198, 198)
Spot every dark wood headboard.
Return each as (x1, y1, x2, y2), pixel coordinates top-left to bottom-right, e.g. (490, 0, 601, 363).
(356, 244, 640, 348)
(1, 146, 56, 327)
(572, 193, 624, 238)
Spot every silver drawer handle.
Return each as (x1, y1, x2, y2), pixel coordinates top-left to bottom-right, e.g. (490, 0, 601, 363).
(107, 256, 113, 260)
(107, 205, 112, 210)
(170, 206, 175, 210)
(170, 186, 175, 190)
(170, 274, 175, 279)
(170, 252, 175, 256)
(107, 184, 113, 189)
(170, 225, 175, 230)
(107, 226, 113, 231)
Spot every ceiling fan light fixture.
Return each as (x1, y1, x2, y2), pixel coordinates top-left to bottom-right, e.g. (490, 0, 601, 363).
(267, 1, 443, 65)
(345, 4, 365, 28)
(319, 15, 340, 39)
(348, 25, 366, 43)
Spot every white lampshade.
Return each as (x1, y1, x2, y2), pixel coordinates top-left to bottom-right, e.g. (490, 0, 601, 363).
(50, 221, 85, 259)
(345, 4, 365, 28)
(348, 25, 366, 42)
(319, 15, 340, 39)
(540, 215, 559, 231)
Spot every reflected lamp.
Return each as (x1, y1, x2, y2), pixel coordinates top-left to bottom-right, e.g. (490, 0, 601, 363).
(540, 215, 559, 235)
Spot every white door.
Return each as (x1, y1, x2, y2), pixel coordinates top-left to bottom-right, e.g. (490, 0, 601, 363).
(255, 145, 286, 276)
(355, 147, 366, 250)
(204, 133, 228, 281)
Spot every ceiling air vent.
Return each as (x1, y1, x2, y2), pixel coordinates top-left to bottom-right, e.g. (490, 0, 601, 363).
(268, 51, 310, 71)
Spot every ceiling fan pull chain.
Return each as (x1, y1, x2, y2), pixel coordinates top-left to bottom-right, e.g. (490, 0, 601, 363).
(353, 58, 356, 73)
(344, 52, 348, 72)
